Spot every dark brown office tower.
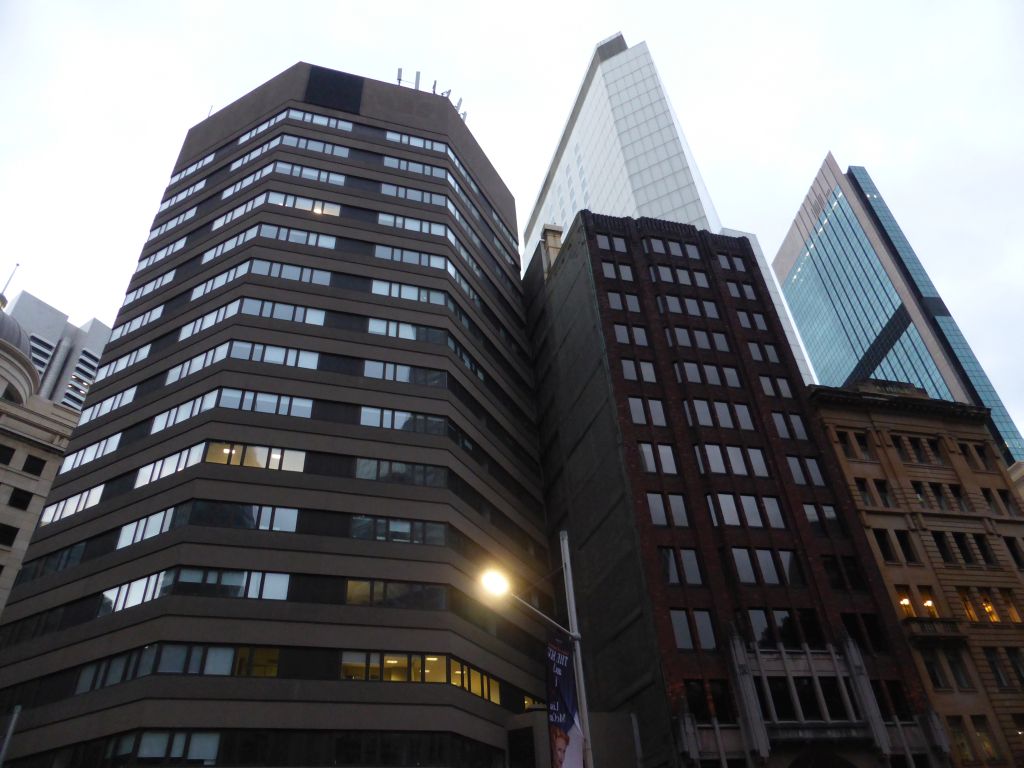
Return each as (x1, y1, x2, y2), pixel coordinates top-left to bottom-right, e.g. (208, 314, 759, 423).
(0, 64, 550, 766)
(524, 212, 951, 767)
(809, 381, 1024, 767)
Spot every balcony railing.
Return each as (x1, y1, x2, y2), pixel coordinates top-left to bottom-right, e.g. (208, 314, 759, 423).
(903, 617, 967, 646)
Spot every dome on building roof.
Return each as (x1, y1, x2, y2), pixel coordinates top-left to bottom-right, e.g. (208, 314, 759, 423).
(0, 310, 32, 360)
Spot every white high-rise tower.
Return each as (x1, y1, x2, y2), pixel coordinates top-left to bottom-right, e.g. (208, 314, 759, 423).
(523, 34, 721, 264)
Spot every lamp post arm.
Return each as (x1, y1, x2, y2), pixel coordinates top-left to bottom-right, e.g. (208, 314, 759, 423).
(509, 592, 579, 639)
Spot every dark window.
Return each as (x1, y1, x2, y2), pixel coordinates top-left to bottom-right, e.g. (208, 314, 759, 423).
(768, 677, 795, 720)
(8, 488, 32, 510)
(952, 533, 976, 564)
(775, 610, 800, 649)
(0, 446, 12, 465)
(708, 680, 735, 723)
(894, 531, 919, 563)
(0, 523, 18, 547)
(799, 610, 825, 649)
(945, 649, 972, 688)
(684, 680, 709, 721)
(1005, 537, 1024, 568)
(819, 677, 846, 719)
(862, 614, 888, 652)
(984, 648, 1010, 688)
(933, 532, 955, 563)
(974, 535, 995, 565)
(749, 609, 772, 648)
(873, 530, 898, 562)
(22, 455, 46, 476)
(794, 677, 821, 719)
(821, 555, 844, 589)
(842, 557, 866, 590)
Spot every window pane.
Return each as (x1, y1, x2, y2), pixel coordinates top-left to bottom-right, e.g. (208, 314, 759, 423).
(671, 610, 693, 649)
(658, 445, 677, 474)
(693, 611, 716, 649)
(668, 495, 688, 526)
(733, 549, 756, 583)
(647, 493, 667, 526)
(680, 550, 702, 585)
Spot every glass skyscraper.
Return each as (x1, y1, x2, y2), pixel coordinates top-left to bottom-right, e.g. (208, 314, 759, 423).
(774, 152, 1023, 463)
(523, 33, 814, 386)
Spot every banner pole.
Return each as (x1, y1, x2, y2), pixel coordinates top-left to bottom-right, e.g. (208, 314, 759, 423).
(561, 530, 595, 768)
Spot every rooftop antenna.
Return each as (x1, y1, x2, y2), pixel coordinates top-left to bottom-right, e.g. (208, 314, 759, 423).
(455, 97, 463, 112)
(207, 105, 213, 117)
(431, 80, 437, 94)
(397, 68, 404, 86)
(0, 263, 20, 310)
(414, 71, 421, 90)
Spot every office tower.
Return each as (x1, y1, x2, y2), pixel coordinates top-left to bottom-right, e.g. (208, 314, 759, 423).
(773, 152, 1024, 464)
(0, 64, 551, 766)
(523, 34, 720, 270)
(810, 380, 1024, 767)
(524, 33, 813, 387)
(5, 292, 111, 411)
(0, 310, 77, 614)
(525, 212, 949, 767)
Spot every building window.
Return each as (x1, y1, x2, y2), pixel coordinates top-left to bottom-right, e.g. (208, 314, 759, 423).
(670, 610, 693, 650)
(1005, 647, 1024, 686)
(933, 532, 956, 563)
(646, 493, 668, 526)
(945, 650, 973, 689)
(874, 530, 897, 562)
(679, 550, 702, 585)
(896, 585, 916, 618)
(919, 586, 939, 618)
(974, 534, 996, 565)
(894, 530, 919, 563)
(21, 455, 46, 476)
(1005, 537, 1024, 568)
(971, 715, 1001, 761)
(1001, 589, 1022, 622)
(7, 488, 32, 510)
(952, 533, 976, 564)
(660, 548, 680, 584)
(984, 648, 1011, 688)
(638, 443, 657, 473)
(947, 717, 975, 762)
(733, 549, 756, 584)
(957, 588, 980, 622)
(920, 649, 949, 689)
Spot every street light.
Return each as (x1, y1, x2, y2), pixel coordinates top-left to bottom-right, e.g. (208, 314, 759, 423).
(481, 531, 595, 768)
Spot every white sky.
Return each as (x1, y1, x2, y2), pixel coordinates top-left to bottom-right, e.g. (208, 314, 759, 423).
(1, 0, 1021, 435)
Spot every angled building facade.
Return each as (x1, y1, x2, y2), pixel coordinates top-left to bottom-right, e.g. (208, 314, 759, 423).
(526, 212, 950, 767)
(0, 64, 551, 767)
(773, 153, 1024, 463)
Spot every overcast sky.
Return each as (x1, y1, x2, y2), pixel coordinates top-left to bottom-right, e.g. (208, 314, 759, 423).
(1, 0, 1021, 436)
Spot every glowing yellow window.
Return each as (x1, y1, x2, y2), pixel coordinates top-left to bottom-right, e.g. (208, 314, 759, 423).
(979, 590, 1001, 623)
(896, 586, 916, 618)
(423, 655, 447, 683)
(919, 587, 939, 618)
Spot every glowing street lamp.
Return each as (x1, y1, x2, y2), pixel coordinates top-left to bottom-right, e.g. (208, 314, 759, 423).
(481, 531, 595, 767)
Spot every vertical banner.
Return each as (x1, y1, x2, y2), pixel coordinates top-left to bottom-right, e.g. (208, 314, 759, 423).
(546, 638, 584, 768)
